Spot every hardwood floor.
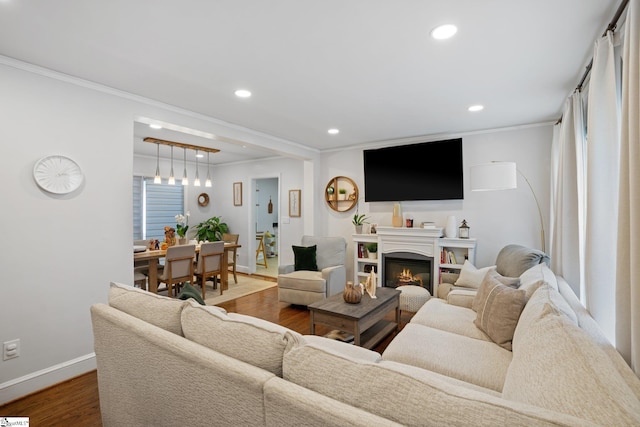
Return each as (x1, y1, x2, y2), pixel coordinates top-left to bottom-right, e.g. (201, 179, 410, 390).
(0, 285, 411, 426)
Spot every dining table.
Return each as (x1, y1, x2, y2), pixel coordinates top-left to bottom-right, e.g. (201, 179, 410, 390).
(134, 242, 241, 294)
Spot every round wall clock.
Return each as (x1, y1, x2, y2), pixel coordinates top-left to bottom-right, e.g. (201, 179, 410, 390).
(197, 193, 210, 207)
(33, 155, 84, 194)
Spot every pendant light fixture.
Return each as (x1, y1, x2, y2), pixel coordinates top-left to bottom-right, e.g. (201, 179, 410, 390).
(182, 147, 188, 186)
(153, 143, 162, 184)
(194, 150, 201, 186)
(168, 146, 175, 185)
(205, 152, 212, 187)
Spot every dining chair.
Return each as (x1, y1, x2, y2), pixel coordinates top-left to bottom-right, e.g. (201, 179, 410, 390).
(157, 244, 196, 297)
(134, 239, 150, 290)
(194, 241, 224, 299)
(222, 233, 239, 284)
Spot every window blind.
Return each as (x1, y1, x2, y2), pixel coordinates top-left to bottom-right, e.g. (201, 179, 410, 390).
(133, 176, 184, 240)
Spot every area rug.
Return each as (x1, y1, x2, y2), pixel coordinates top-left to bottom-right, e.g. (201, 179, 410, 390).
(203, 275, 277, 306)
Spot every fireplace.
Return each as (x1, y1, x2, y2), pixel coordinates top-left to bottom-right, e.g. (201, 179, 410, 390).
(382, 252, 433, 295)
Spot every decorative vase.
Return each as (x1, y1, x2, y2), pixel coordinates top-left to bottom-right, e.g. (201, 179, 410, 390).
(445, 215, 457, 238)
(355, 225, 363, 234)
(343, 281, 362, 304)
(392, 203, 403, 227)
(178, 237, 187, 245)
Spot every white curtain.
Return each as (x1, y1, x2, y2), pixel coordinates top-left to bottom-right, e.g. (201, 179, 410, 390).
(550, 92, 585, 296)
(616, 0, 640, 374)
(585, 31, 620, 343)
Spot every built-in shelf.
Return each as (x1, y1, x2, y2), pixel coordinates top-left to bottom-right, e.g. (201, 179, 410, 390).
(352, 232, 477, 297)
(325, 176, 358, 212)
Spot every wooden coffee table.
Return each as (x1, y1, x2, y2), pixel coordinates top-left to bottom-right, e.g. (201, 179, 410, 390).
(308, 287, 400, 349)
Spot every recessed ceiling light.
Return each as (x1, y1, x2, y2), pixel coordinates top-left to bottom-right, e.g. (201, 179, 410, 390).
(195, 153, 204, 158)
(431, 24, 458, 40)
(468, 105, 484, 112)
(328, 128, 340, 135)
(149, 124, 162, 129)
(234, 89, 252, 98)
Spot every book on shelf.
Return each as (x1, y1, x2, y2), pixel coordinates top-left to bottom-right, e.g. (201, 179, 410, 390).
(440, 249, 457, 264)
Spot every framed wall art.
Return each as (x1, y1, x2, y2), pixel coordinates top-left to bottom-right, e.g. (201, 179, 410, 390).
(289, 189, 301, 217)
(233, 182, 243, 206)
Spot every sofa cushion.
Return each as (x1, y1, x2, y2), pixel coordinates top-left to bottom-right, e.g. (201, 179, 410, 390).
(503, 308, 640, 425)
(298, 335, 382, 362)
(301, 235, 346, 270)
(284, 339, 580, 426)
(473, 270, 526, 351)
(411, 298, 491, 342)
(277, 270, 326, 293)
(382, 323, 512, 392)
(108, 281, 188, 335)
(512, 283, 577, 351)
(454, 260, 496, 289)
(446, 289, 477, 309)
(519, 263, 558, 292)
(181, 301, 302, 376)
(293, 245, 318, 271)
(495, 244, 549, 277)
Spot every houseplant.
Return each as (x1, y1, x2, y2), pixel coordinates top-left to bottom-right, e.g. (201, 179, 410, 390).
(365, 243, 378, 259)
(352, 213, 369, 234)
(175, 212, 190, 244)
(338, 188, 347, 200)
(194, 216, 229, 242)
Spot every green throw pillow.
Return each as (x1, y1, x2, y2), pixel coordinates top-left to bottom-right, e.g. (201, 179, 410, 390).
(177, 282, 206, 305)
(293, 245, 318, 271)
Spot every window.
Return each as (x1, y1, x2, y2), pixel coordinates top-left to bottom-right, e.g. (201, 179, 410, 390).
(133, 176, 184, 240)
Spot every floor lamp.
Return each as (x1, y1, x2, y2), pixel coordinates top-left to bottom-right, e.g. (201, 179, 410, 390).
(470, 161, 546, 253)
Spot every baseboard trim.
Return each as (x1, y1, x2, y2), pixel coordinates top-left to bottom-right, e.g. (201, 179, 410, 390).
(0, 353, 96, 405)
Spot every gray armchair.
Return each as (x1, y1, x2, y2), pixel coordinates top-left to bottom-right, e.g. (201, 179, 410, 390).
(278, 235, 347, 306)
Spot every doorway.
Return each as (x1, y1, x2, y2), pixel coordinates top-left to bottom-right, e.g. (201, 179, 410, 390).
(254, 177, 279, 278)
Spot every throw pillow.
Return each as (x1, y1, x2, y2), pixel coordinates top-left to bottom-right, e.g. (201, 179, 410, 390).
(495, 244, 550, 277)
(177, 282, 206, 305)
(471, 272, 520, 312)
(454, 260, 496, 289)
(293, 245, 318, 271)
(473, 270, 526, 351)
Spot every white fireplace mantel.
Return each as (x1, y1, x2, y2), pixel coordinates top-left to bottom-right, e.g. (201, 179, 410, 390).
(353, 227, 476, 298)
(375, 226, 443, 259)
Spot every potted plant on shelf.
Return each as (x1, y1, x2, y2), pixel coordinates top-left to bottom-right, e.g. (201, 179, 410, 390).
(338, 188, 347, 200)
(352, 213, 369, 234)
(365, 243, 378, 259)
(194, 216, 229, 242)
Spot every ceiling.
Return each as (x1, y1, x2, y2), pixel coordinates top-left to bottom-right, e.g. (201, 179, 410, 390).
(0, 0, 621, 162)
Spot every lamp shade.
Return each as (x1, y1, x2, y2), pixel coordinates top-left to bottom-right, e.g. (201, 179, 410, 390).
(470, 162, 517, 191)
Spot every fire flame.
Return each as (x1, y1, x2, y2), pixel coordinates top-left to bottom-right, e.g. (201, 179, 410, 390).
(397, 268, 423, 286)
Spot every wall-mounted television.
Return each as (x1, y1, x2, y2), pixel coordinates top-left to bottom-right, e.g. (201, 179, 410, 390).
(363, 138, 463, 202)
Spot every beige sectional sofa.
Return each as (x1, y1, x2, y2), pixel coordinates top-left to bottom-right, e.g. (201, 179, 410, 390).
(92, 252, 640, 426)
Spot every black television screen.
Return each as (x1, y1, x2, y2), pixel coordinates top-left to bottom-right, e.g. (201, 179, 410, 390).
(363, 138, 463, 202)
